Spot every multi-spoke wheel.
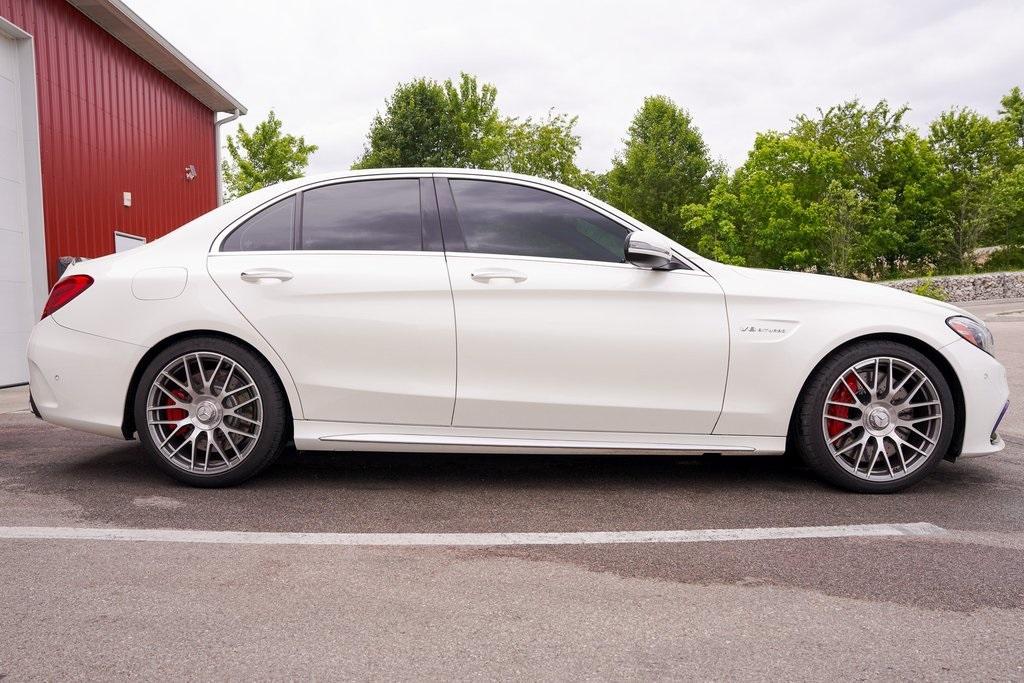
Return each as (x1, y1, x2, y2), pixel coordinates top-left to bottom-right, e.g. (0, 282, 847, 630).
(134, 338, 288, 487)
(796, 341, 955, 493)
(146, 351, 263, 474)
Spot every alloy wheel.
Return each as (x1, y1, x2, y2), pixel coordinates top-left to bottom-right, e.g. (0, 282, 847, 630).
(822, 356, 943, 481)
(145, 351, 263, 474)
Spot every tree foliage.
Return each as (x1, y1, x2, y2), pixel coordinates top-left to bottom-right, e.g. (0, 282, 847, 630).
(221, 110, 318, 200)
(928, 108, 1010, 269)
(353, 74, 504, 169)
(599, 96, 721, 243)
(499, 111, 592, 189)
(672, 91, 1024, 278)
(354, 73, 590, 189)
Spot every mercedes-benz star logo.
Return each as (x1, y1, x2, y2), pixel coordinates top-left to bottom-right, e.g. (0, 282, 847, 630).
(868, 409, 890, 430)
(196, 402, 215, 422)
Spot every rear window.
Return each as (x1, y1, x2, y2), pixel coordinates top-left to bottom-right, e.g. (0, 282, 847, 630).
(221, 197, 295, 252)
(301, 179, 422, 251)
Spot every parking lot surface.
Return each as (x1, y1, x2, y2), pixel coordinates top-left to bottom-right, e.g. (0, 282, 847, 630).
(2, 300, 1023, 680)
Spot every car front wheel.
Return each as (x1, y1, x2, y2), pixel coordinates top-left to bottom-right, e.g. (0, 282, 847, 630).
(133, 337, 288, 487)
(795, 340, 956, 493)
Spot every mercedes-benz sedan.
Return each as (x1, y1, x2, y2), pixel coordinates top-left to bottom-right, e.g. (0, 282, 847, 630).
(27, 169, 1010, 491)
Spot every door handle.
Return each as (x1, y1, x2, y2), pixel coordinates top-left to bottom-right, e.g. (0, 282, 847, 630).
(240, 268, 293, 283)
(471, 268, 528, 283)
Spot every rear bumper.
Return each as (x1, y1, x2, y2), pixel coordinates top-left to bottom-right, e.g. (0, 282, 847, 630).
(27, 317, 146, 439)
(939, 339, 1010, 457)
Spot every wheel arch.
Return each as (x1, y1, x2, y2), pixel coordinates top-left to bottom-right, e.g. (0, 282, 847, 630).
(121, 330, 295, 441)
(786, 332, 965, 461)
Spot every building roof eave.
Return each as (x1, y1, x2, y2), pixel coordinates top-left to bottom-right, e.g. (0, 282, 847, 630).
(67, 0, 246, 115)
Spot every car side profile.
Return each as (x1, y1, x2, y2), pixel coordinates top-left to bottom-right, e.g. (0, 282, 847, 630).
(27, 169, 1010, 492)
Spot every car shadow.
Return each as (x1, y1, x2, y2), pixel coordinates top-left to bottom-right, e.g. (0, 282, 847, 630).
(42, 440, 1004, 496)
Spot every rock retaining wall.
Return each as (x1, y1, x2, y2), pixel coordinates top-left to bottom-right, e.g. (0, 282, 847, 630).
(883, 271, 1024, 302)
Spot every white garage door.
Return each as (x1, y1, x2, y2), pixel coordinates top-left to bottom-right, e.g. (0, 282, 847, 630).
(0, 32, 35, 386)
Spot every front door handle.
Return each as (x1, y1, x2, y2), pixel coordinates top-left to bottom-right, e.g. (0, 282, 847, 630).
(240, 268, 293, 283)
(471, 268, 528, 283)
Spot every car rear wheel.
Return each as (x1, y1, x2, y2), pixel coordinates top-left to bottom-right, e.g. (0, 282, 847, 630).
(134, 337, 288, 487)
(795, 340, 955, 493)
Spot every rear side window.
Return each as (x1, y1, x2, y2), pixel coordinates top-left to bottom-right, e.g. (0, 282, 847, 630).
(221, 196, 295, 252)
(301, 179, 422, 251)
(449, 180, 628, 263)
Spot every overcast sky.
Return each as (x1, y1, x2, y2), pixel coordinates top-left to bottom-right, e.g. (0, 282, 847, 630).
(128, 0, 1023, 175)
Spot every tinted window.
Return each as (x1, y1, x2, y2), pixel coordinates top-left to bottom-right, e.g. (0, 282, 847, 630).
(301, 179, 422, 251)
(450, 180, 628, 262)
(221, 196, 295, 252)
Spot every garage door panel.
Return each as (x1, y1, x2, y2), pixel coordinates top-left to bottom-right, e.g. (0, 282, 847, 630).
(0, 178, 21, 231)
(0, 76, 16, 133)
(0, 127, 22, 183)
(0, 35, 15, 82)
(0, 227, 27, 280)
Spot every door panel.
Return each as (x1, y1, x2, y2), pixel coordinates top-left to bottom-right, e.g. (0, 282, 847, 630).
(208, 252, 456, 425)
(446, 254, 729, 434)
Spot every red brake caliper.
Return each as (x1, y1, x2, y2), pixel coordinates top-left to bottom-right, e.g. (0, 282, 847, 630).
(163, 388, 190, 423)
(826, 375, 857, 438)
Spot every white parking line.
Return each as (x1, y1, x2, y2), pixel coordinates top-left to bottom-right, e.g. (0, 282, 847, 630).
(0, 522, 945, 546)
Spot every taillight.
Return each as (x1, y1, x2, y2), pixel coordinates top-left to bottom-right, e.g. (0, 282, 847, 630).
(41, 274, 94, 319)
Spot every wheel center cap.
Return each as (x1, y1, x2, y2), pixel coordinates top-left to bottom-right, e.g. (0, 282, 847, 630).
(867, 408, 891, 430)
(195, 400, 221, 427)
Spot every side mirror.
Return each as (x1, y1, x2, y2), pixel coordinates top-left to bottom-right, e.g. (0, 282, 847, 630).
(625, 233, 674, 270)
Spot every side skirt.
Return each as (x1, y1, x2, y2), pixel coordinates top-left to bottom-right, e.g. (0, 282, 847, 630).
(293, 421, 786, 455)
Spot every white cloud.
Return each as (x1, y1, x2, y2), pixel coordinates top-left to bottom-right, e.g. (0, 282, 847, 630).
(127, 0, 1024, 173)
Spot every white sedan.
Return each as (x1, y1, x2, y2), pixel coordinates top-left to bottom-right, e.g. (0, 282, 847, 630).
(27, 169, 1009, 492)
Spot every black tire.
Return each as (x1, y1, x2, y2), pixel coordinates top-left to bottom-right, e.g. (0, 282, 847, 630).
(794, 340, 955, 493)
(134, 336, 289, 487)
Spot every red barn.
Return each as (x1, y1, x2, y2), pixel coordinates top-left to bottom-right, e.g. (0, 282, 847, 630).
(0, 0, 245, 385)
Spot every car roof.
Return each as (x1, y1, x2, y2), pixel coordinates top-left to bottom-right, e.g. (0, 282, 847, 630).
(293, 167, 575, 192)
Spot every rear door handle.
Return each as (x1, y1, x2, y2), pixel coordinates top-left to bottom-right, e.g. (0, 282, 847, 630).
(240, 268, 293, 283)
(471, 268, 528, 283)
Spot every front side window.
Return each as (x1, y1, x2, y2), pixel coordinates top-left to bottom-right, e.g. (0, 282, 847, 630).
(221, 196, 295, 252)
(301, 179, 422, 251)
(449, 180, 628, 263)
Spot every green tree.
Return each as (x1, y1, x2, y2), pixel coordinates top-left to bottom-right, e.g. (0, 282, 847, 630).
(681, 100, 944, 277)
(994, 87, 1024, 249)
(601, 96, 720, 244)
(928, 107, 1012, 268)
(355, 73, 591, 189)
(221, 110, 318, 200)
(997, 166, 1024, 244)
(999, 86, 1024, 152)
(499, 111, 591, 189)
(680, 177, 746, 265)
(816, 181, 867, 277)
(353, 73, 504, 169)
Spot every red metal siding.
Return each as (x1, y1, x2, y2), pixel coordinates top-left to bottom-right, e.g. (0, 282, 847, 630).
(1, 0, 217, 284)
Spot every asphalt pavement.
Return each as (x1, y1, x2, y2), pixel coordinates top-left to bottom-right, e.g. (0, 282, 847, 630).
(1, 300, 1022, 680)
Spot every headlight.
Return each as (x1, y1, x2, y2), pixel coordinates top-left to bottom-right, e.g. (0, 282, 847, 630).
(946, 315, 995, 355)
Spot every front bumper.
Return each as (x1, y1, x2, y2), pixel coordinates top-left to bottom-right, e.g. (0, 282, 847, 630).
(939, 338, 1010, 457)
(27, 317, 146, 440)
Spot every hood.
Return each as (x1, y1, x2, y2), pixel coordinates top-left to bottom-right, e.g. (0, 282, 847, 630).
(711, 264, 974, 320)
